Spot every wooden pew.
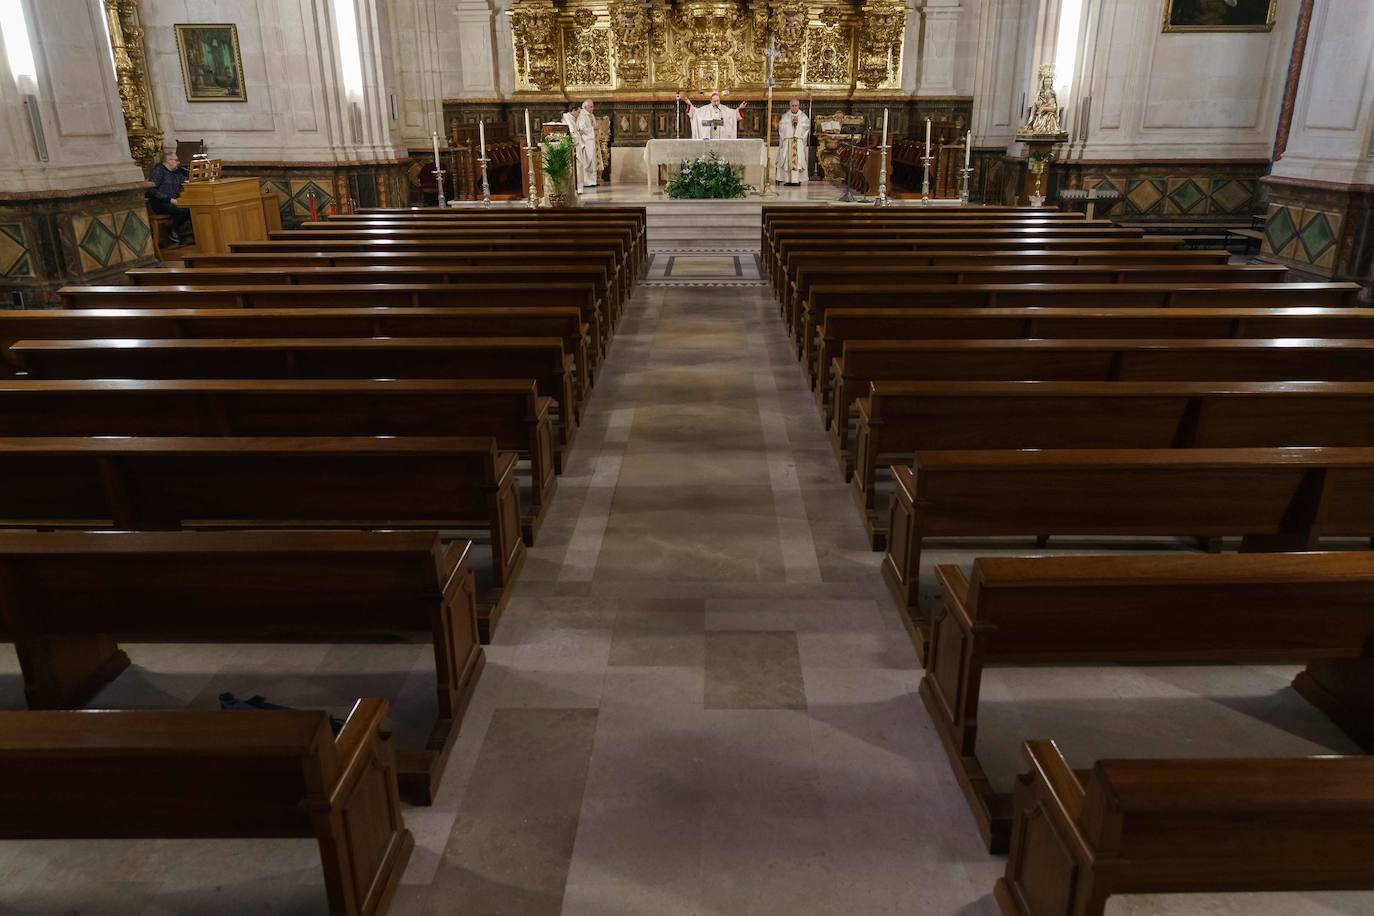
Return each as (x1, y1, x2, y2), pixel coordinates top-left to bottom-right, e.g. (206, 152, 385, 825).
(129, 262, 623, 318)
(227, 236, 640, 289)
(812, 306, 1374, 395)
(772, 247, 1235, 309)
(784, 264, 1289, 351)
(273, 226, 643, 277)
(827, 338, 1374, 467)
(181, 248, 630, 306)
(10, 336, 581, 457)
(0, 435, 526, 633)
(800, 282, 1363, 369)
(997, 739, 1374, 915)
(772, 235, 1189, 280)
(923, 551, 1374, 851)
(0, 529, 483, 804)
(325, 207, 648, 265)
(0, 699, 412, 915)
(880, 446, 1374, 620)
(763, 217, 1115, 264)
(59, 283, 612, 361)
(3, 305, 594, 397)
(852, 380, 1374, 545)
(0, 378, 556, 543)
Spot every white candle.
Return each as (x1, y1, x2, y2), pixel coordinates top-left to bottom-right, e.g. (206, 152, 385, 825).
(925, 117, 932, 156)
(431, 130, 442, 169)
(524, 109, 532, 147)
(965, 130, 972, 169)
(478, 120, 486, 158)
(880, 108, 888, 147)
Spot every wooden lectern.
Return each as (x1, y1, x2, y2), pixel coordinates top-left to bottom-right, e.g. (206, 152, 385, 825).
(179, 177, 269, 254)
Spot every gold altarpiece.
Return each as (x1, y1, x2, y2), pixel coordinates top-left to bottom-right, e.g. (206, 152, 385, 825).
(508, 0, 908, 96)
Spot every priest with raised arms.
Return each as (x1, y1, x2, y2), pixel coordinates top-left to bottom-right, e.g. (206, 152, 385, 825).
(687, 91, 744, 140)
(774, 98, 809, 186)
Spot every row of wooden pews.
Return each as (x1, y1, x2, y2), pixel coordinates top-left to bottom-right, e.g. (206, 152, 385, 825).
(761, 204, 1374, 915)
(0, 205, 645, 915)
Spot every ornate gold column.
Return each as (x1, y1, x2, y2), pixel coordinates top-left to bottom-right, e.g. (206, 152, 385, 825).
(103, 0, 163, 170)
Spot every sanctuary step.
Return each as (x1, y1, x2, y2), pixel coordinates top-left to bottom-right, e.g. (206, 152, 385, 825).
(644, 199, 764, 250)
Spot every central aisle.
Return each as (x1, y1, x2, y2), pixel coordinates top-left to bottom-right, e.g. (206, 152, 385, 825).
(404, 278, 1004, 915)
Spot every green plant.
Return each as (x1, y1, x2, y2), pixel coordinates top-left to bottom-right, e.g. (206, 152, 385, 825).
(541, 135, 576, 184)
(664, 154, 750, 199)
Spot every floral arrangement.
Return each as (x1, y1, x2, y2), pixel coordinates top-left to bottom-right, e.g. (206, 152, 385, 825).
(664, 153, 750, 199)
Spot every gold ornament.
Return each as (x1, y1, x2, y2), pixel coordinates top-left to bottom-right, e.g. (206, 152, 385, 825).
(102, 0, 163, 170)
(855, 0, 905, 89)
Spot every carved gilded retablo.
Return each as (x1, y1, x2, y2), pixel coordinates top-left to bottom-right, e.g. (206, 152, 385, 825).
(508, 0, 907, 95)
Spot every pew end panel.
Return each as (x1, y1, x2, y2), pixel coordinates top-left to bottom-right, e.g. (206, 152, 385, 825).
(997, 740, 1374, 916)
(0, 700, 413, 916)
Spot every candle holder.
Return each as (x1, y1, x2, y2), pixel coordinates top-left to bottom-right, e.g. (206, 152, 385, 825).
(433, 168, 447, 208)
(477, 155, 492, 207)
(523, 144, 539, 210)
(874, 144, 892, 207)
(919, 154, 933, 205)
(958, 166, 973, 205)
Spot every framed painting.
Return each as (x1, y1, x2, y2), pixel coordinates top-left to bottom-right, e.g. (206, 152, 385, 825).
(1162, 0, 1277, 32)
(174, 24, 247, 102)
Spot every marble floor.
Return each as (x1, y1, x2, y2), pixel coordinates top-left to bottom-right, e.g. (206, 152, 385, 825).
(1, 268, 1371, 916)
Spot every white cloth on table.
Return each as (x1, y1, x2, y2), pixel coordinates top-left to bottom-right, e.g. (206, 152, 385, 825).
(644, 139, 767, 193)
(572, 109, 600, 187)
(774, 111, 810, 184)
(688, 102, 740, 140)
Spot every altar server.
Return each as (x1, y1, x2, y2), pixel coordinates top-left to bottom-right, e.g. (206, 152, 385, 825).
(774, 98, 809, 186)
(573, 100, 601, 189)
(562, 104, 584, 190)
(689, 91, 742, 140)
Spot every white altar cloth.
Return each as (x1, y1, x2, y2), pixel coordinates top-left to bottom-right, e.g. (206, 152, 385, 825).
(644, 138, 767, 194)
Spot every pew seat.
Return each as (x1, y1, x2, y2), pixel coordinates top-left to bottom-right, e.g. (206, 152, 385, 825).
(0, 530, 483, 803)
(851, 381, 1374, 546)
(0, 378, 556, 543)
(0, 700, 411, 915)
(924, 551, 1374, 851)
(997, 740, 1374, 915)
(0, 436, 526, 636)
(880, 446, 1374, 629)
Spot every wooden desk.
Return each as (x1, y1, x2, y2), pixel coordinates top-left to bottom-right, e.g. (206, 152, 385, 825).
(179, 176, 268, 254)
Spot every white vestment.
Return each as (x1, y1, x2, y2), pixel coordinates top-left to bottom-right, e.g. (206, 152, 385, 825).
(561, 112, 583, 189)
(573, 109, 600, 187)
(774, 111, 810, 183)
(689, 103, 739, 140)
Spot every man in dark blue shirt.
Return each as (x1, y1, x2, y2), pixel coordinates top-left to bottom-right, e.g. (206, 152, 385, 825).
(145, 151, 192, 244)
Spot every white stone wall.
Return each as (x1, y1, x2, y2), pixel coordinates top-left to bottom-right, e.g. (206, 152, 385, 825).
(140, 0, 405, 162)
(1270, 0, 1374, 186)
(0, 0, 142, 193)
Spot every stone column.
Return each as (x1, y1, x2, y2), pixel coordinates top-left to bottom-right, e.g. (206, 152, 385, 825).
(1263, 0, 1374, 300)
(454, 0, 502, 98)
(916, 0, 962, 97)
(0, 0, 152, 302)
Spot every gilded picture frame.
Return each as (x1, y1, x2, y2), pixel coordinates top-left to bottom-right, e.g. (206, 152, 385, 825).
(1162, 0, 1277, 32)
(174, 24, 247, 102)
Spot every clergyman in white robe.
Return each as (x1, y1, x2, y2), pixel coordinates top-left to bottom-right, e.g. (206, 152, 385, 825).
(775, 101, 809, 185)
(689, 92, 740, 140)
(573, 101, 600, 188)
(562, 107, 583, 190)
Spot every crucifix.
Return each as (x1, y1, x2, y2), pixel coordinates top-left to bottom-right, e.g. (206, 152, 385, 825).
(761, 34, 780, 197)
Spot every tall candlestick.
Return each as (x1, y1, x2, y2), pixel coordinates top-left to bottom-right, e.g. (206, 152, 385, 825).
(524, 109, 532, 147)
(881, 108, 889, 147)
(478, 120, 486, 158)
(431, 130, 442, 168)
(964, 130, 972, 169)
(925, 117, 932, 155)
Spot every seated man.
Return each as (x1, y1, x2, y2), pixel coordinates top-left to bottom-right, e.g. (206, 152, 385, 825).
(145, 151, 192, 245)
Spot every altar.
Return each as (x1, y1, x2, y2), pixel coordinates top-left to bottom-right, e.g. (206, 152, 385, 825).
(644, 139, 767, 194)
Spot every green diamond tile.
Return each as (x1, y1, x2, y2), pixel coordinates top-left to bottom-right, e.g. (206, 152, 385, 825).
(119, 211, 151, 255)
(1265, 207, 1297, 255)
(79, 218, 118, 267)
(1209, 178, 1253, 214)
(1298, 211, 1336, 263)
(1124, 179, 1165, 215)
(1168, 179, 1205, 214)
